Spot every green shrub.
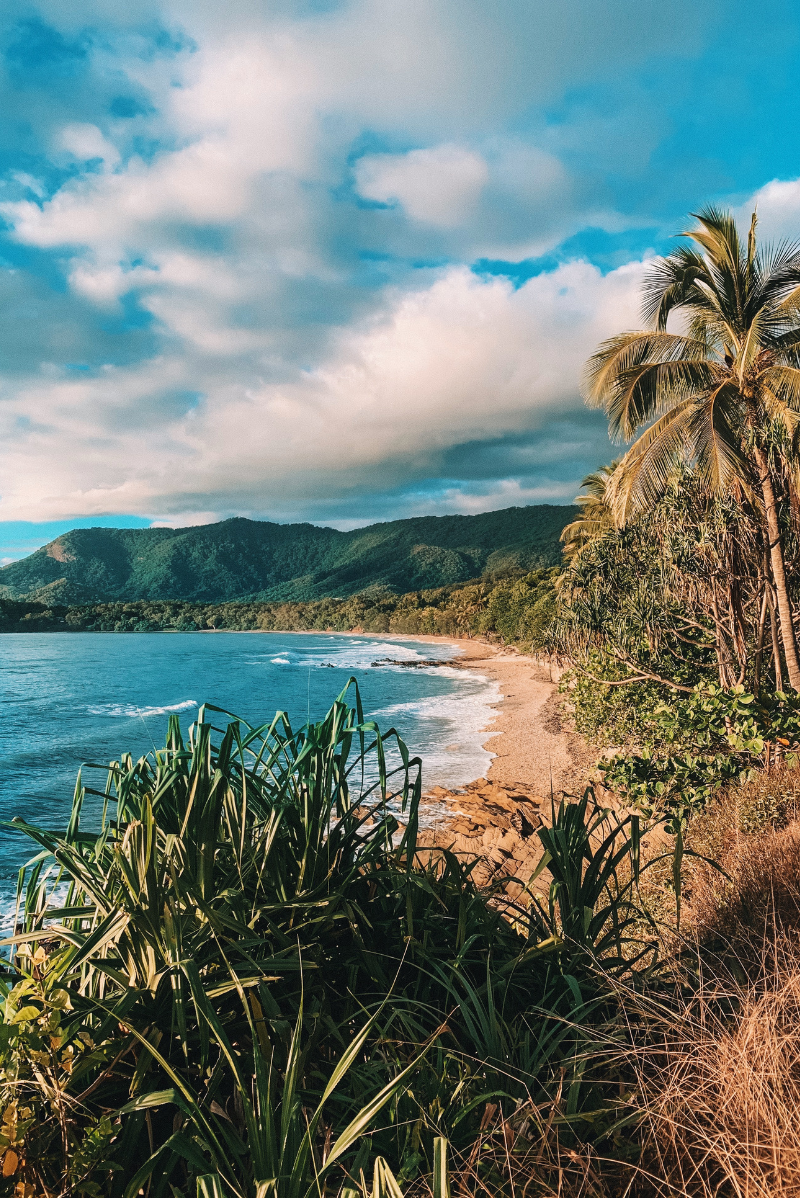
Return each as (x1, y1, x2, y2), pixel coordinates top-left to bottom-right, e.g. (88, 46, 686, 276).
(597, 683, 800, 825)
(0, 685, 647, 1197)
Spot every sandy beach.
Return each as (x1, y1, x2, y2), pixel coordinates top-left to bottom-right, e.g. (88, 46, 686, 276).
(393, 634, 595, 799)
(375, 635, 598, 888)
(267, 627, 594, 796)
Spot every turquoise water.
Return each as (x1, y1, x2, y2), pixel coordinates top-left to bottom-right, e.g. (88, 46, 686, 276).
(1, 632, 498, 909)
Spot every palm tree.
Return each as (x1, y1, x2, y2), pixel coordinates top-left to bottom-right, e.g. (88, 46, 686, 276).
(585, 207, 800, 689)
(560, 462, 618, 561)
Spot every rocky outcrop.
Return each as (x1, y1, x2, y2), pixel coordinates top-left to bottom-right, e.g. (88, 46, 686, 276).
(417, 777, 550, 896)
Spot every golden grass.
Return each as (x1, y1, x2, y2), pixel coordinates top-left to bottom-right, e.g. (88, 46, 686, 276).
(625, 768, 800, 1197)
(628, 943, 800, 1198)
(685, 768, 800, 975)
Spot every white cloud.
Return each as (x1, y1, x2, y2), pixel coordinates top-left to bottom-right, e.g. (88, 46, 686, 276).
(402, 478, 583, 518)
(738, 177, 800, 244)
(0, 0, 724, 528)
(58, 123, 121, 169)
(3, 140, 260, 249)
(355, 145, 488, 226)
(149, 511, 222, 528)
(0, 258, 643, 521)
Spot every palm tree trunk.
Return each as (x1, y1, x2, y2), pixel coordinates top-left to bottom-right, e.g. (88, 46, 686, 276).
(753, 581, 768, 693)
(768, 584, 784, 691)
(754, 445, 800, 689)
(710, 592, 730, 687)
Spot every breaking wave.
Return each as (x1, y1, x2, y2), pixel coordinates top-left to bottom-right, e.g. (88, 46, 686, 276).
(86, 699, 199, 719)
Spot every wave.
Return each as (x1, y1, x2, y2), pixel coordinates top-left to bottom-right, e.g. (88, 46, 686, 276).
(248, 638, 458, 674)
(86, 699, 199, 719)
(240, 635, 497, 805)
(374, 670, 501, 809)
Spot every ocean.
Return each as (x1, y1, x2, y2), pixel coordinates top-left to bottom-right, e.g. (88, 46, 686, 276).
(1, 631, 499, 911)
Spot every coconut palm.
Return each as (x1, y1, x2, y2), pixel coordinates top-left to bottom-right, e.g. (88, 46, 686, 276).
(585, 207, 800, 689)
(560, 462, 618, 561)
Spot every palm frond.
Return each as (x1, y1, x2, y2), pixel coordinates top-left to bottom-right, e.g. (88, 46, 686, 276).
(560, 462, 619, 560)
(607, 400, 696, 524)
(688, 382, 747, 494)
(584, 331, 716, 439)
(683, 207, 783, 342)
(760, 365, 800, 412)
(755, 240, 800, 306)
(640, 246, 710, 329)
(737, 305, 769, 378)
(761, 331, 800, 366)
(687, 207, 743, 278)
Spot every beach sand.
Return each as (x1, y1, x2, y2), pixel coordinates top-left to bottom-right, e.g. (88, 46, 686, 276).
(387, 636, 598, 889)
(396, 635, 595, 798)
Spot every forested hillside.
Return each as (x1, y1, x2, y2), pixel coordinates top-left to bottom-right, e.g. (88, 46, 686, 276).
(0, 568, 558, 649)
(0, 505, 572, 604)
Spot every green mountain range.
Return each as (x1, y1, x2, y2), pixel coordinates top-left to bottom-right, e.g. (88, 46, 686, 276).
(0, 505, 574, 605)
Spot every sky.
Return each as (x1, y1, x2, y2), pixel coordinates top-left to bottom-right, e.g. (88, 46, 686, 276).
(4, 0, 800, 562)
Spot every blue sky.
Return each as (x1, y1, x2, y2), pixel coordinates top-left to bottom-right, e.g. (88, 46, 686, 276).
(3, 0, 800, 562)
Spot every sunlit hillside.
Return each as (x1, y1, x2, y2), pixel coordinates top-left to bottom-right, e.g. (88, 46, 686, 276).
(0, 505, 573, 605)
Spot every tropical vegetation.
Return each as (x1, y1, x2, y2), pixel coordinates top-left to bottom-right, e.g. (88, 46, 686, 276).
(0, 507, 569, 607)
(6, 686, 800, 1197)
(557, 208, 800, 822)
(0, 568, 558, 650)
(0, 686, 662, 1198)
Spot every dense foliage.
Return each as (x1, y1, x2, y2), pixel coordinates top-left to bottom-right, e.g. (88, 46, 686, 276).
(555, 467, 800, 819)
(0, 689, 654, 1198)
(597, 683, 800, 825)
(559, 208, 800, 823)
(0, 568, 558, 650)
(0, 506, 571, 606)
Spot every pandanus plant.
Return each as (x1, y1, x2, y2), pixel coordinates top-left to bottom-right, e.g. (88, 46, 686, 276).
(6, 684, 428, 1197)
(586, 207, 800, 689)
(0, 685, 664, 1197)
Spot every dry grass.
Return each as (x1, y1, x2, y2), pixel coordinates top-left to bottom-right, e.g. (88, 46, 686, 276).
(685, 767, 800, 976)
(623, 767, 800, 1197)
(627, 942, 800, 1197)
(690, 820, 800, 955)
(441, 1100, 610, 1199)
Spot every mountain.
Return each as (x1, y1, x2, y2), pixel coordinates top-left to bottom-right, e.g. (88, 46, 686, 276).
(0, 506, 574, 604)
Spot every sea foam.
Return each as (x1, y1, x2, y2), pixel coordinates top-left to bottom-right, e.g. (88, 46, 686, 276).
(86, 699, 199, 718)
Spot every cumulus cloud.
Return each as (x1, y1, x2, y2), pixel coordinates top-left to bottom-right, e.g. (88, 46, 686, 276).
(737, 177, 800, 244)
(0, 0, 767, 531)
(354, 145, 489, 226)
(0, 258, 643, 521)
(57, 122, 120, 168)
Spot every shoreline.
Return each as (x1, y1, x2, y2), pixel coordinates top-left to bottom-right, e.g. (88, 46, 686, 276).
(388, 633, 593, 800)
(9, 624, 591, 800)
(390, 634, 596, 887)
(262, 628, 592, 800)
(191, 627, 587, 797)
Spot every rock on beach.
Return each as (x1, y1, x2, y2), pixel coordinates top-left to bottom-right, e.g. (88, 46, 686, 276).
(416, 776, 551, 896)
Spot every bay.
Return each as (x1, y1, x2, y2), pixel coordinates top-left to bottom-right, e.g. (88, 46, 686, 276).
(1, 631, 498, 911)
